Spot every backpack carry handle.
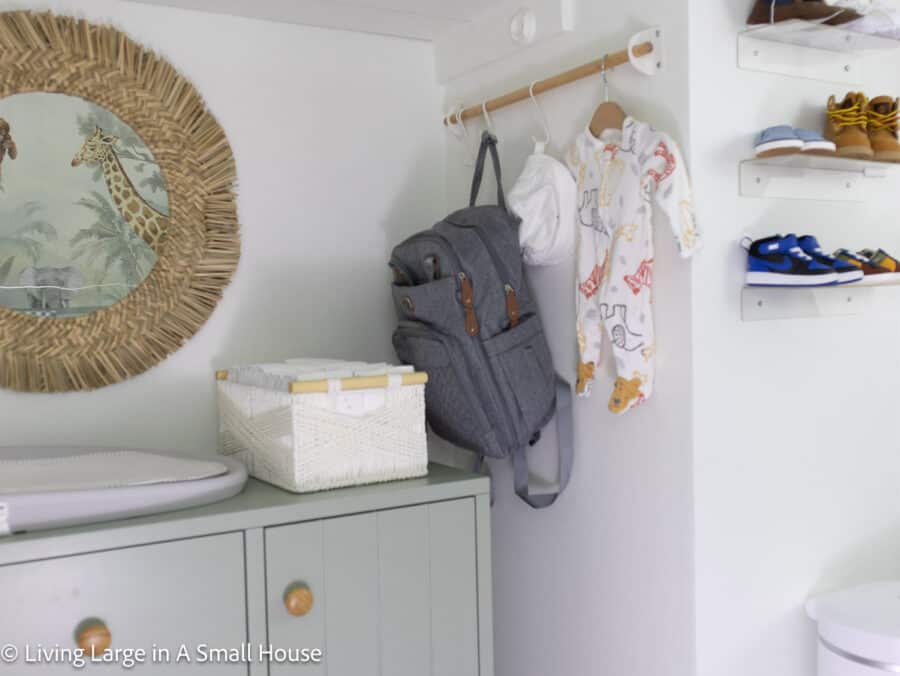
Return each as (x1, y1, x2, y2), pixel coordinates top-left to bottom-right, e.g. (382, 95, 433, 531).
(470, 131, 507, 212)
(511, 376, 574, 509)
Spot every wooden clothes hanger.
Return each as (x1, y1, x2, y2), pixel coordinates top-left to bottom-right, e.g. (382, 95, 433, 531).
(589, 55, 626, 138)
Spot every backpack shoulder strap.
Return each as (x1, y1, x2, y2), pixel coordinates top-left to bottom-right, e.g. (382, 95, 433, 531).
(470, 131, 507, 212)
(511, 376, 574, 509)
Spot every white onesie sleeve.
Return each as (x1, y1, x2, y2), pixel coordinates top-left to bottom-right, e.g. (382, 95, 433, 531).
(644, 133, 701, 258)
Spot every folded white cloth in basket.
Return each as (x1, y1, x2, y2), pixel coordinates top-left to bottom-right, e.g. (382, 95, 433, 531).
(0, 451, 228, 494)
(228, 360, 414, 392)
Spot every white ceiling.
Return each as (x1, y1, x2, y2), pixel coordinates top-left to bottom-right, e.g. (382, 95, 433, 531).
(129, 0, 501, 41)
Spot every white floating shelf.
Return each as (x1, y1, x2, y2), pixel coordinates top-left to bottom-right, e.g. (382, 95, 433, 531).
(742, 284, 873, 321)
(855, 274, 900, 287)
(740, 154, 895, 201)
(738, 20, 900, 83)
(743, 20, 900, 52)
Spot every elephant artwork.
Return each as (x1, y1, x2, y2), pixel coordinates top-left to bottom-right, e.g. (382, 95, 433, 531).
(19, 266, 84, 312)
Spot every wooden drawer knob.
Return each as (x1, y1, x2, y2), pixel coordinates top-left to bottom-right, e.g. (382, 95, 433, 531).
(284, 584, 314, 617)
(76, 621, 111, 655)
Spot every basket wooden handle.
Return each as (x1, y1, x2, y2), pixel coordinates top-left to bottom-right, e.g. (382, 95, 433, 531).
(289, 372, 428, 394)
(76, 621, 111, 654)
(216, 370, 428, 394)
(284, 584, 314, 617)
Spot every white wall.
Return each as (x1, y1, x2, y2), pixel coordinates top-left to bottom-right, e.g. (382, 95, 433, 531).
(689, 4, 900, 676)
(0, 1, 445, 453)
(16, 3, 891, 675)
(441, 3, 696, 675)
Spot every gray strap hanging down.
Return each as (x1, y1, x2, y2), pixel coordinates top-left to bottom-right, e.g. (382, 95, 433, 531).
(469, 131, 507, 211)
(511, 376, 574, 509)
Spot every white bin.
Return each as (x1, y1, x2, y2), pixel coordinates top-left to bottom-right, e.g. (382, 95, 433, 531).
(807, 581, 900, 675)
(217, 360, 429, 493)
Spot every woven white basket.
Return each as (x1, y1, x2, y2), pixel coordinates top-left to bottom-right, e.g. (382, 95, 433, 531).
(217, 362, 428, 493)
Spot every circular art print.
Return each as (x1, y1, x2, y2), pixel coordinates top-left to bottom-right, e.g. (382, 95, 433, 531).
(0, 94, 167, 317)
(0, 12, 240, 392)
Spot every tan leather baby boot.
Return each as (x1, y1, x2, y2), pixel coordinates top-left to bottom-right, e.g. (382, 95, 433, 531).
(867, 96, 900, 162)
(747, 0, 860, 25)
(826, 92, 874, 159)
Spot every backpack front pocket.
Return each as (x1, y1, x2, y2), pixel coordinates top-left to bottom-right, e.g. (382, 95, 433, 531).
(391, 277, 474, 338)
(483, 316, 557, 447)
(392, 324, 502, 457)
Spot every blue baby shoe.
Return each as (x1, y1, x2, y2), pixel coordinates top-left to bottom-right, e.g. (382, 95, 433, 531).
(794, 128, 837, 155)
(796, 235, 863, 284)
(754, 125, 803, 158)
(743, 234, 839, 287)
(754, 126, 837, 158)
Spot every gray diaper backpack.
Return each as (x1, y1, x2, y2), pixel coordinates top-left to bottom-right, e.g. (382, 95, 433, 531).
(389, 131, 573, 509)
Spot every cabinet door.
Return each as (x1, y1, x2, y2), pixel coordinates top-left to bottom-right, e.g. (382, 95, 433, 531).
(266, 498, 479, 676)
(0, 533, 247, 675)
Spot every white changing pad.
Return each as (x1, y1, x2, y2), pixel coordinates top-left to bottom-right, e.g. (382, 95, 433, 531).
(0, 450, 228, 494)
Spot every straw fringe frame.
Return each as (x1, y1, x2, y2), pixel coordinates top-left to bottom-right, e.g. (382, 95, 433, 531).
(0, 11, 240, 392)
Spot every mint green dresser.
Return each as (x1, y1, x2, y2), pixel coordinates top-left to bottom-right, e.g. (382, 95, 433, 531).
(0, 464, 493, 676)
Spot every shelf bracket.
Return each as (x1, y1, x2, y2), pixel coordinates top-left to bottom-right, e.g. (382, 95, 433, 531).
(742, 285, 873, 322)
(738, 33, 862, 84)
(740, 158, 890, 201)
(864, 166, 889, 178)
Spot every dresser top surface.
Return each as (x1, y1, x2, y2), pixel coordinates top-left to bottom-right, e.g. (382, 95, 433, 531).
(0, 463, 489, 566)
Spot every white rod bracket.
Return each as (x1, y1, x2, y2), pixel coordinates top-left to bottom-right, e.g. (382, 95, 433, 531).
(629, 26, 664, 75)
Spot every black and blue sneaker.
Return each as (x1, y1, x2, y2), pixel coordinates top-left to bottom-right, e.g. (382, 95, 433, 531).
(796, 235, 864, 284)
(743, 234, 838, 287)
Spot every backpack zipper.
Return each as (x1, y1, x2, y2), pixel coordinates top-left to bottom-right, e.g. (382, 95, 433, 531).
(402, 232, 480, 337)
(504, 284, 520, 327)
(459, 272, 479, 336)
(452, 222, 524, 329)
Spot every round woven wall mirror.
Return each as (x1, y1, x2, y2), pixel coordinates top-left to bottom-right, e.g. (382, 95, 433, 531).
(0, 11, 240, 392)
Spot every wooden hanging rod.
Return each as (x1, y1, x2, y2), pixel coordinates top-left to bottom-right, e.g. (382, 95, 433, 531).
(443, 40, 655, 127)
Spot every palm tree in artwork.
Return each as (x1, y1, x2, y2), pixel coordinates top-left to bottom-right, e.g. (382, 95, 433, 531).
(70, 191, 156, 303)
(0, 202, 58, 285)
(0, 256, 12, 285)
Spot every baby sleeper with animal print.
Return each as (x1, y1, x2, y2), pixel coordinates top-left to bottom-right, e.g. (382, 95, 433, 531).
(566, 117, 700, 414)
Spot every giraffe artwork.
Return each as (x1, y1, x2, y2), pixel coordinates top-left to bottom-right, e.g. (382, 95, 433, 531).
(72, 127, 168, 253)
(0, 94, 160, 317)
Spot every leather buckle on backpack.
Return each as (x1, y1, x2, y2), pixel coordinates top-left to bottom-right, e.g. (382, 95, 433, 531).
(458, 272, 479, 336)
(504, 284, 520, 328)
